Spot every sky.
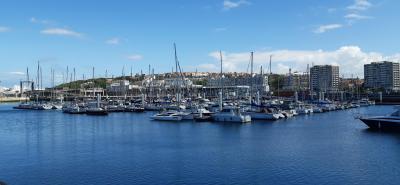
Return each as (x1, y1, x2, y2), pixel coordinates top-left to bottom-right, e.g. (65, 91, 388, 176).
(1, 0, 400, 87)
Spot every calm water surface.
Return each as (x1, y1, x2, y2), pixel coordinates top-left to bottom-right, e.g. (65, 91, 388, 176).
(1, 104, 400, 185)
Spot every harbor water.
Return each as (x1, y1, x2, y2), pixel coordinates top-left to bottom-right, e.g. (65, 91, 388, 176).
(1, 104, 400, 185)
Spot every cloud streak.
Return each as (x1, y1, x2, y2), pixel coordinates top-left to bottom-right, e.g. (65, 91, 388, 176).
(127, 54, 143, 61)
(347, 0, 372, 11)
(40, 28, 83, 38)
(345, 0, 373, 23)
(30, 17, 53, 25)
(223, 0, 249, 10)
(313, 24, 342, 33)
(9, 72, 25, 75)
(0, 26, 10, 32)
(106, 37, 120, 45)
(345, 13, 372, 20)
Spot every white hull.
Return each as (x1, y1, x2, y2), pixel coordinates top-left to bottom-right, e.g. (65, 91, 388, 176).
(151, 115, 182, 121)
(247, 112, 280, 120)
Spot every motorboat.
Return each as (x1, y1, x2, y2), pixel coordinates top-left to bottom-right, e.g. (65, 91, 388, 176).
(213, 107, 251, 123)
(151, 112, 182, 121)
(86, 94, 108, 116)
(86, 107, 108, 115)
(63, 104, 86, 114)
(358, 107, 400, 130)
(32, 103, 53, 110)
(125, 104, 145, 112)
(13, 103, 33, 110)
(244, 108, 280, 120)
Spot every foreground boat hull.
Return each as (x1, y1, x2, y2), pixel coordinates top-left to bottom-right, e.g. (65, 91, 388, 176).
(359, 118, 400, 130)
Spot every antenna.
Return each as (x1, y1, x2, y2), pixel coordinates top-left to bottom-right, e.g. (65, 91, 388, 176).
(220, 50, 223, 77)
(131, 66, 133, 77)
(269, 55, 272, 75)
(36, 61, 39, 89)
(40, 66, 43, 90)
(26, 67, 30, 82)
(174, 43, 178, 76)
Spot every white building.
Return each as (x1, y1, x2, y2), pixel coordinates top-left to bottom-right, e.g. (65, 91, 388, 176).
(364, 61, 400, 91)
(310, 65, 339, 92)
(207, 74, 270, 94)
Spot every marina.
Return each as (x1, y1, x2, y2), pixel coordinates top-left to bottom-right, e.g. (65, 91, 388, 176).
(2, 0, 400, 184)
(1, 103, 400, 185)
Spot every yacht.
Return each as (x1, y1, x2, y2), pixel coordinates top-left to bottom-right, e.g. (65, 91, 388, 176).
(151, 112, 182, 121)
(193, 107, 214, 122)
(213, 107, 251, 123)
(282, 109, 297, 118)
(86, 107, 108, 115)
(13, 103, 33, 110)
(245, 108, 280, 120)
(312, 106, 324, 113)
(358, 107, 400, 130)
(125, 104, 145, 112)
(63, 104, 87, 114)
(32, 103, 53, 110)
(51, 103, 63, 110)
(86, 95, 108, 116)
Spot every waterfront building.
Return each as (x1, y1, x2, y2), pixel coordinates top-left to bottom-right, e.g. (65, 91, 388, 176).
(107, 80, 131, 93)
(310, 65, 339, 92)
(364, 61, 400, 91)
(207, 73, 270, 95)
(282, 69, 309, 91)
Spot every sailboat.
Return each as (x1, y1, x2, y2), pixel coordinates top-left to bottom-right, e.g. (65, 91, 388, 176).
(241, 52, 279, 120)
(211, 51, 252, 123)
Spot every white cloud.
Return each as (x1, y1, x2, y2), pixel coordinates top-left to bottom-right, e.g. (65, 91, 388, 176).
(106, 37, 120, 45)
(0, 26, 10, 32)
(40, 28, 83, 37)
(313, 24, 342, 33)
(30, 17, 52, 25)
(223, 0, 249, 10)
(345, 0, 373, 24)
(196, 46, 400, 77)
(347, 0, 372, 11)
(127, 54, 143, 61)
(345, 13, 372, 20)
(9, 72, 25, 75)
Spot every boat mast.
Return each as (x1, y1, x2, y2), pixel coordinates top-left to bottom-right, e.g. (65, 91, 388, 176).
(174, 43, 181, 105)
(250, 52, 254, 105)
(219, 50, 223, 111)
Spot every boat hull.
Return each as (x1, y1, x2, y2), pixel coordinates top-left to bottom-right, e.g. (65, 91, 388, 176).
(247, 112, 279, 120)
(86, 111, 108, 116)
(359, 118, 400, 130)
(151, 116, 182, 121)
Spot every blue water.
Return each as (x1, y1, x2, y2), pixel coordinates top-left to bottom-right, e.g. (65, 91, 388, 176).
(1, 104, 400, 185)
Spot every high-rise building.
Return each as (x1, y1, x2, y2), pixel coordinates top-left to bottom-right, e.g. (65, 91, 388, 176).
(310, 65, 339, 92)
(364, 61, 400, 91)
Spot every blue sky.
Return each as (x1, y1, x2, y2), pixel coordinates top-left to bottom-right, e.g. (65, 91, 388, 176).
(1, 0, 399, 87)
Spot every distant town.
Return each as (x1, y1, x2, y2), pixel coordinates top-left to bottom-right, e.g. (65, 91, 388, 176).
(1, 60, 399, 104)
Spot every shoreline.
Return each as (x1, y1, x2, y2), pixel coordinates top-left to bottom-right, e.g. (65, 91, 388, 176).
(0, 97, 29, 103)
